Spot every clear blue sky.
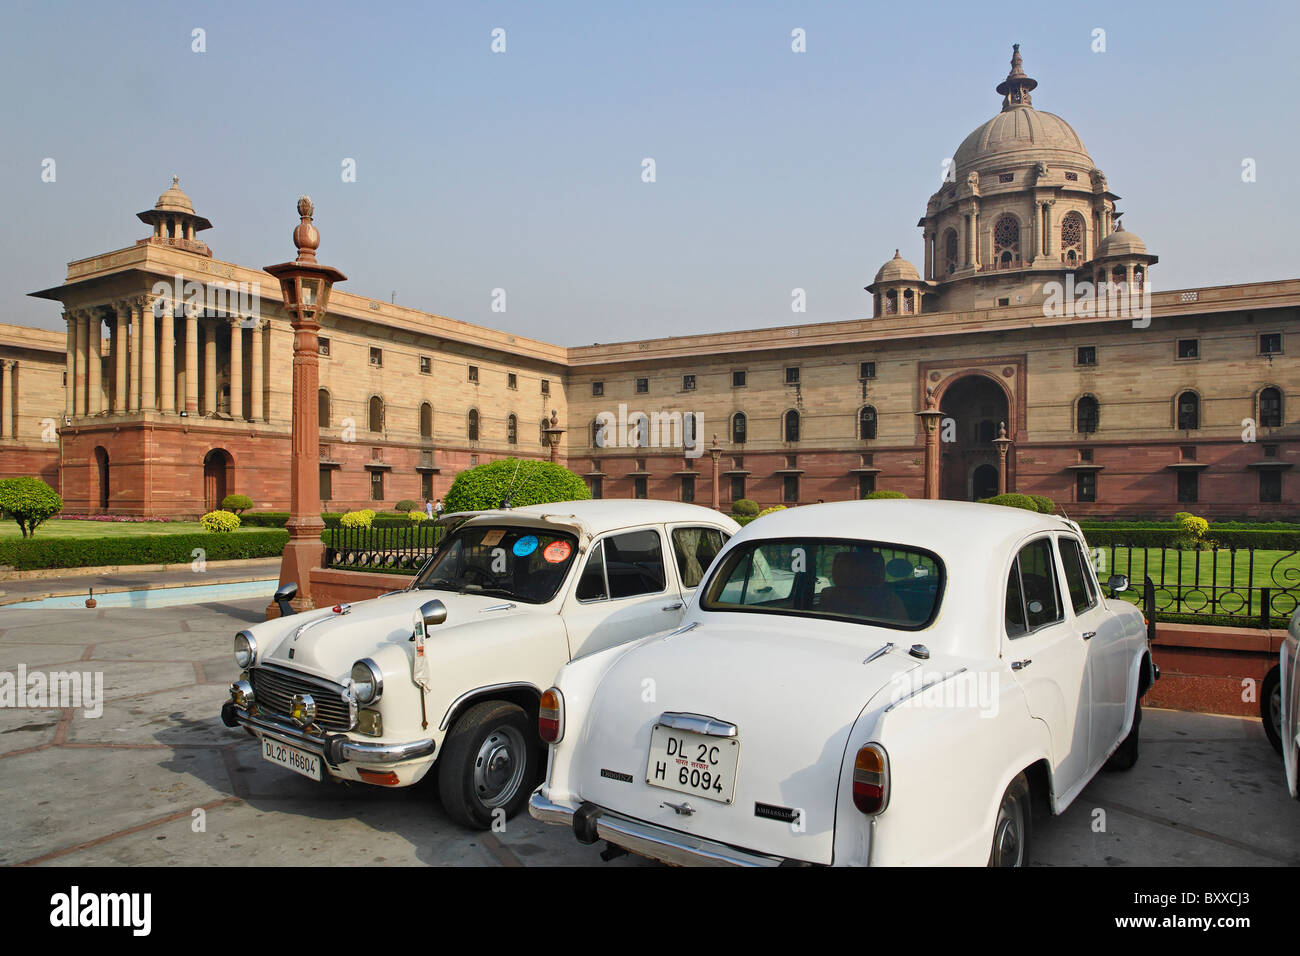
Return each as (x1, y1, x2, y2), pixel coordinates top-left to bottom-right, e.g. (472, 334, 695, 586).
(3, 0, 1297, 342)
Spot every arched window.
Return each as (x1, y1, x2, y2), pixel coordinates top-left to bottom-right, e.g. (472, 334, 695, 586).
(467, 408, 479, 441)
(993, 214, 1019, 268)
(902, 289, 915, 314)
(1060, 212, 1084, 265)
(419, 402, 433, 439)
(592, 418, 606, 447)
(859, 405, 877, 440)
(1132, 265, 1145, 292)
(943, 229, 959, 274)
(1077, 396, 1099, 434)
(540, 418, 550, 446)
(732, 412, 747, 444)
(368, 395, 385, 433)
(633, 413, 649, 448)
(783, 409, 800, 442)
(318, 388, 331, 429)
(1176, 391, 1199, 430)
(506, 414, 518, 444)
(1260, 387, 1283, 428)
(1111, 265, 1127, 288)
(683, 412, 697, 447)
(884, 290, 898, 315)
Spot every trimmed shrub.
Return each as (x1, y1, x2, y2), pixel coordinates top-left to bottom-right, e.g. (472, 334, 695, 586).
(863, 490, 907, 500)
(980, 493, 1040, 512)
(395, 500, 418, 513)
(340, 509, 376, 529)
(407, 510, 426, 522)
(1028, 495, 1055, 514)
(756, 505, 787, 517)
(0, 476, 63, 538)
(0, 529, 288, 571)
(220, 494, 254, 514)
(239, 511, 290, 527)
(201, 510, 241, 533)
(731, 498, 760, 517)
(443, 458, 591, 513)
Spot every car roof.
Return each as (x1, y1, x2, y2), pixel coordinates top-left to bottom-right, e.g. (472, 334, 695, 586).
(459, 499, 740, 536)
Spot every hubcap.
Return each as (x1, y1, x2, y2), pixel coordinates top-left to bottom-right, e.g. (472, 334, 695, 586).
(992, 800, 1024, 867)
(1269, 684, 1282, 737)
(473, 725, 527, 809)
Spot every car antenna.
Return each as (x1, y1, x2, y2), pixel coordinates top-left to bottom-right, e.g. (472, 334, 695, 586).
(498, 457, 524, 509)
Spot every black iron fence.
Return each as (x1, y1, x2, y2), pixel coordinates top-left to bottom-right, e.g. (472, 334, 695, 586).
(323, 523, 446, 575)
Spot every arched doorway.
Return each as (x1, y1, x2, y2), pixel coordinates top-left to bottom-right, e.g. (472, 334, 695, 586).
(203, 449, 232, 512)
(938, 375, 1010, 501)
(92, 446, 110, 511)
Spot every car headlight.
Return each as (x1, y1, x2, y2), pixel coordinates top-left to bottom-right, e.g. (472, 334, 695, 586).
(351, 658, 383, 704)
(234, 631, 257, 669)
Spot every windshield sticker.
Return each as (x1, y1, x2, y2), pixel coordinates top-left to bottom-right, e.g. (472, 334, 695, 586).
(513, 535, 539, 557)
(481, 529, 505, 547)
(543, 540, 572, 563)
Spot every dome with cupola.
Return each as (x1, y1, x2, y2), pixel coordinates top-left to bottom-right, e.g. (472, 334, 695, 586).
(872, 250, 921, 285)
(136, 176, 212, 257)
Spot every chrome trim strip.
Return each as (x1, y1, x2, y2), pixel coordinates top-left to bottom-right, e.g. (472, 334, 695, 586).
(437, 681, 540, 732)
(884, 667, 969, 713)
(863, 641, 894, 664)
(663, 621, 700, 639)
(657, 712, 738, 738)
(234, 707, 435, 764)
(479, 602, 517, 613)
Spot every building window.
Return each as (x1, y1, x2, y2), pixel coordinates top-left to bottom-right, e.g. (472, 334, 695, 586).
(635, 377, 649, 394)
(1264, 443, 1279, 458)
(1260, 470, 1282, 504)
(633, 475, 647, 499)
(419, 402, 433, 438)
(680, 475, 695, 503)
(1079, 447, 1094, 463)
(318, 336, 331, 357)
(732, 412, 747, 444)
(783, 474, 799, 503)
(1177, 338, 1199, 360)
(592, 418, 606, 447)
(318, 388, 331, 429)
(319, 467, 332, 501)
(1260, 387, 1283, 428)
(785, 367, 800, 385)
(369, 347, 383, 367)
(1260, 333, 1283, 355)
(1177, 470, 1198, 504)
(592, 380, 604, 396)
(943, 229, 959, 275)
(419, 355, 431, 374)
(859, 361, 876, 380)
(859, 405, 877, 440)
(858, 473, 876, 498)
(1060, 212, 1085, 265)
(732, 370, 747, 388)
(1176, 391, 1200, 430)
(1179, 445, 1197, 462)
(370, 470, 385, 501)
(1065, 171, 1079, 182)
(993, 214, 1020, 268)
(589, 477, 602, 499)
(507, 414, 518, 444)
(884, 290, 898, 315)
(1076, 345, 1097, 367)
(1076, 471, 1097, 503)
(541, 379, 550, 395)
(998, 172, 1014, 184)
(1077, 396, 1099, 434)
(468, 365, 479, 383)
(683, 374, 696, 391)
(467, 408, 479, 441)
(996, 297, 1010, 307)
(730, 476, 745, 502)
(506, 373, 517, 389)
(683, 412, 698, 448)
(368, 396, 385, 432)
(783, 409, 800, 442)
(902, 289, 915, 314)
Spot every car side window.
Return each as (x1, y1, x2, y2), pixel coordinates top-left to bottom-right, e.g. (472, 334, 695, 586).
(1057, 536, 1097, 615)
(1005, 559, 1028, 638)
(1014, 537, 1064, 632)
(671, 527, 728, 589)
(604, 529, 667, 598)
(575, 539, 608, 602)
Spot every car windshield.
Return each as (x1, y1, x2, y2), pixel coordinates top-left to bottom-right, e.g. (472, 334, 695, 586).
(701, 538, 944, 630)
(414, 525, 580, 604)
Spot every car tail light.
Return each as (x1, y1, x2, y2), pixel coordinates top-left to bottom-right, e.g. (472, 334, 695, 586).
(852, 744, 889, 814)
(539, 687, 564, 743)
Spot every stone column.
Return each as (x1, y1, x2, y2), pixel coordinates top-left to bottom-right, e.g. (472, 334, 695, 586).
(160, 300, 176, 413)
(74, 311, 88, 418)
(5, 362, 15, 439)
(113, 302, 128, 412)
(964, 214, 974, 268)
(184, 307, 199, 414)
(229, 317, 244, 420)
(1043, 201, 1054, 260)
(249, 320, 265, 422)
(64, 312, 75, 418)
(0, 362, 7, 438)
(87, 310, 103, 415)
(922, 231, 932, 280)
(141, 295, 157, 410)
(203, 320, 217, 414)
(129, 300, 142, 412)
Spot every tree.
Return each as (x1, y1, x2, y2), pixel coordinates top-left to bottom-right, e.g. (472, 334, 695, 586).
(0, 476, 63, 538)
(444, 458, 591, 514)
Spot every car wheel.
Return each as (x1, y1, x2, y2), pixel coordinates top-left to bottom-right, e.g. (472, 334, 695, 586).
(1261, 666, 1282, 756)
(988, 773, 1031, 867)
(437, 700, 539, 829)
(1104, 697, 1141, 772)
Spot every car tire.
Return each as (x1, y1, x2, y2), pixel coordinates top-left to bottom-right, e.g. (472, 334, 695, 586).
(1104, 697, 1141, 772)
(1262, 666, 1282, 756)
(437, 700, 539, 830)
(988, 773, 1031, 867)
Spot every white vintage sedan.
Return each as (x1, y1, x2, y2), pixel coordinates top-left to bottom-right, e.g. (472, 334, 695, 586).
(530, 499, 1157, 866)
(220, 500, 738, 828)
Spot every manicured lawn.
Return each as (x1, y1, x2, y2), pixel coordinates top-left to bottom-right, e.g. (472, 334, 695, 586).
(0, 519, 262, 540)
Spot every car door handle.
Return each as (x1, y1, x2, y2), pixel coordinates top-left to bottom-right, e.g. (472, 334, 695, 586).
(1011, 659, 1032, 671)
(1081, 631, 1097, 641)
(662, 602, 684, 611)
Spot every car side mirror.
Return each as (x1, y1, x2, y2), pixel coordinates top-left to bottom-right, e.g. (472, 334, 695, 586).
(420, 599, 448, 628)
(1106, 574, 1129, 595)
(274, 582, 298, 617)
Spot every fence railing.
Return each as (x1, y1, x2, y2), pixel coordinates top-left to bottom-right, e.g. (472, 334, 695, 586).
(323, 523, 446, 574)
(1096, 545, 1299, 627)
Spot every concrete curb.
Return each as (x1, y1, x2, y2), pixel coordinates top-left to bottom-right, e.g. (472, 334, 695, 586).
(0, 557, 280, 583)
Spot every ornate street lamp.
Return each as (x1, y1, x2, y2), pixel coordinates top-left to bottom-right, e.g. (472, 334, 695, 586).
(543, 409, 565, 463)
(709, 434, 723, 511)
(992, 420, 1014, 495)
(265, 196, 346, 616)
(915, 386, 944, 500)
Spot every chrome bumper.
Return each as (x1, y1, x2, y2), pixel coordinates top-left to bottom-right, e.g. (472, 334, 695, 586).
(225, 704, 435, 765)
(528, 789, 784, 867)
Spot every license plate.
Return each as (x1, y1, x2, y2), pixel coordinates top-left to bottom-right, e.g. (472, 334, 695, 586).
(646, 724, 739, 804)
(261, 735, 322, 781)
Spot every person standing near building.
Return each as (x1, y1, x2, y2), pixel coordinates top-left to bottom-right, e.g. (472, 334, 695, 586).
(434, 498, 444, 518)
(424, 498, 434, 519)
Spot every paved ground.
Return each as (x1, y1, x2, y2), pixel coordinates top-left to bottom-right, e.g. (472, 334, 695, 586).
(0, 596, 1296, 867)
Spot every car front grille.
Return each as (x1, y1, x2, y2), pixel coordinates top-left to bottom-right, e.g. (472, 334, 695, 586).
(250, 666, 353, 731)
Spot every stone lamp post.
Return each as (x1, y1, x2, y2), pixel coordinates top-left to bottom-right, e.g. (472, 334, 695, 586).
(916, 386, 944, 500)
(992, 420, 1014, 495)
(709, 434, 723, 511)
(543, 409, 565, 463)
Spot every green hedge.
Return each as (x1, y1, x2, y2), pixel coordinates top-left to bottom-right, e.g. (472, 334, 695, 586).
(241, 511, 290, 527)
(1081, 526, 1300, 550)
(444, 458, 591, 513)
(863, 490, 907, 500)
(979, 493, 1040, 512)
(0, 529, 289, 571)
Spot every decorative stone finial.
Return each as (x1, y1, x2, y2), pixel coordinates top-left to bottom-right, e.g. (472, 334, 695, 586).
(292, 195, 320, 264)
(549, 409, 559, 427)
(995, 43, 1037, 109)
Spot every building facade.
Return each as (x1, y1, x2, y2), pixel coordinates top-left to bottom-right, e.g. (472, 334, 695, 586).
(4, 48, 1297, 519)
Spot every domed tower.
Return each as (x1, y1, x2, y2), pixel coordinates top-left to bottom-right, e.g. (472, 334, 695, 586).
(1090, 221, 1157, 295)
(865, 250, 931, 317)
(136, 176, 212, 257)
(916, 46, 1128, 312)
